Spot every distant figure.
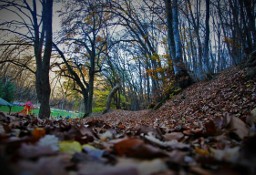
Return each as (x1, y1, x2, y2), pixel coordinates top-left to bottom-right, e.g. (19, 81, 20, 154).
(18, 101, 33, 116)
(24, 101, 33, 115)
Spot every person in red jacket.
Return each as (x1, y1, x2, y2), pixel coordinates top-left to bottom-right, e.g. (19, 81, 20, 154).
(24, 101, 33, 115)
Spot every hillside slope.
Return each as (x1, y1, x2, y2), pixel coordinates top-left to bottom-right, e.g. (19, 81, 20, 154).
(147, 66, 256, 130)
(93, 66, 256, 130)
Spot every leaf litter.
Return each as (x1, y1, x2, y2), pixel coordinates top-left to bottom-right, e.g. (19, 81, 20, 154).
(0, 67, 256, 175)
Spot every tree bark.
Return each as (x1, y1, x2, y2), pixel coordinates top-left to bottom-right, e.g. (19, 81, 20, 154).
(83, 89, 90, 117)
(33, 0, 43, 104)
(202, 0, 210, 75)
(165, 0, 176, 61)
(187, 0, 204, 79)
(172, 0, 183, 75)
(38, 0, 53, 119)
(243, 0, 256, 50)
(171, 0, 193, 88)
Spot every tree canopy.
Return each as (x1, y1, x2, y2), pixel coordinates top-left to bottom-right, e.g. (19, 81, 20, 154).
(0, 0, 255, 116)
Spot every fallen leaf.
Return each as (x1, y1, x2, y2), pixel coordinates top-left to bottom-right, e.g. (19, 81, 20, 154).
(246, 107, 256, 125)
(228, 116, 249, 140)
(78, 125, 96, 137)
(137, 125, 163, 139)
(59, 140, 82, 154)
(99, 130, 114, 141)
(118, 158, 168, 175)
(113, 138, 143, 156)
(19, 144, 57, 159)
(251, 107, 256, 117)
(117, 122, 126, 130)
(72, 152, 107, 164)
(144, 132, 190, 150)
(194, 147, 210, 156)
(37, 135, 59, 151)
(16, 155, 71, 175)
(210, 147, 239, 163)
(83, 144, 105, 159)
(78, 158, 167, 175)
(167, 150, 187, 163)
(163, 132, 184, 141)
(203, 120, 217, 136)
(32, 127, 46, 140)
(77, 161, 139, 175)
(113, 138, 167, 159)
(76, 125, 97, 143)
(0, 124, 5, 134)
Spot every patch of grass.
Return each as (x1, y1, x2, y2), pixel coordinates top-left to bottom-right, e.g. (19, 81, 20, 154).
(0, 106, 24, 113)
(92, 107, 104, 113)
(0, 106, 84, 118)
(51, 108, 84, 118)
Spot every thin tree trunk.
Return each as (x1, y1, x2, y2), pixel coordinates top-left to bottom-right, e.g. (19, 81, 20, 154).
(38, 0, 53, 119)
(202, 0, 210, 76)
(83, 89, 89, 117)
(172, 0, 183, 75)
(243, 0, 256, 49)
(87, 45, 96, 115)
(33, 0, 43, 104)
(88, 73, 94, 114)
(172, 0, 192, 88)
(164, 0, 176, 60)
(102, 83, 120, 114)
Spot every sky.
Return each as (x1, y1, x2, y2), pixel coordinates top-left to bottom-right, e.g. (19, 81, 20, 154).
(0, 1, 61, 33)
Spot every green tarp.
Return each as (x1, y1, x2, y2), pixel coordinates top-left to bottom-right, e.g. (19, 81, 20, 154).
(0, 98, 13, 106)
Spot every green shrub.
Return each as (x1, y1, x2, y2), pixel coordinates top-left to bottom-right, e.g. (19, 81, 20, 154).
(0, 79, 16, 102)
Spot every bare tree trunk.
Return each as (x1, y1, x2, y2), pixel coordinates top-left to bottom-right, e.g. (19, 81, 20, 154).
(33, 1, 43, 105)
(102, 83, 120, 114)
(164, 0, 176, 60)
(83, 90, 90, 117)
(243, 0, 256, 49)
(172, 0, 183, 75)
(38, 0, 53, 119)
(202, 0, 210, 76)
(88, 70, 94, 114)
(172, 0, 193, 88)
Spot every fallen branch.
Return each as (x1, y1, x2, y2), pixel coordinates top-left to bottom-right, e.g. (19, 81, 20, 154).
(102, 83, 121, 114)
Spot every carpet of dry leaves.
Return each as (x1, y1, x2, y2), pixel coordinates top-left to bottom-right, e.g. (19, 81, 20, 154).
(1, 66, 256, 175)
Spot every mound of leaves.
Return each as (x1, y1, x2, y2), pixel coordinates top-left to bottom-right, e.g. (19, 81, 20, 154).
(0, 66, 256, 175)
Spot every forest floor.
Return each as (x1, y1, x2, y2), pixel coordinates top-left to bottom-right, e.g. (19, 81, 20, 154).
(1, 65, 256, 175)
